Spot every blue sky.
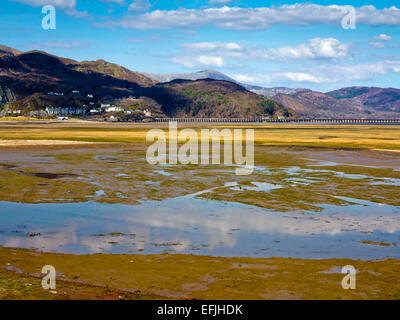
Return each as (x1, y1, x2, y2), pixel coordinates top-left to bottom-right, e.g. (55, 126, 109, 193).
(1, 0, 400, 91)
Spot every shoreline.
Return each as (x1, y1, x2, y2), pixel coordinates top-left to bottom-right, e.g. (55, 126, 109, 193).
(0, 247, 400, 300)
(0, 139, 96, 147)
(1, 138, 400, 151)
(1, 246, 399, 300)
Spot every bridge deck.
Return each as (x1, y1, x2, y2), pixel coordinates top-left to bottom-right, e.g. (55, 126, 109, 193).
(154, 118, 400, 124)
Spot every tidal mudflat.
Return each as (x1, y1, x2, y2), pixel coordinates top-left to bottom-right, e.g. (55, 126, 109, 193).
(0, 123, 399, 299)
(0, 144, 399, 258)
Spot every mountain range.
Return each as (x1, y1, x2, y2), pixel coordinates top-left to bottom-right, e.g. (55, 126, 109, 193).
(0, 45, 290, 118)
(143, 70, 307, 98)
(271, 87, 400, 119)
(144, 70, 400, 119)
(0, 44, 399, 119)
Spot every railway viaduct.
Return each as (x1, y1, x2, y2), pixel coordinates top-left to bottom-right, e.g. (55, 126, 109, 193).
(154, 118, 400, 124)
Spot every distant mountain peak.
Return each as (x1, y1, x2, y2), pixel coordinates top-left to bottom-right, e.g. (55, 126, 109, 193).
(2, 43, 399, 119)
(141, 70, 306, 97)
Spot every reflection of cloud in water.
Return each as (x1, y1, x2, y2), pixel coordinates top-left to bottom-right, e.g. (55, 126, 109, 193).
(0, 195, 400, 258)
(283, 164, 400, 186)
(230, 182, 282, 192)
(117, 197, 400, 236)
(3, 225, 79, 251)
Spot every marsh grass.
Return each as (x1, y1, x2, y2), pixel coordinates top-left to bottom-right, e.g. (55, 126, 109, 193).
(0, 144, 399, 210)
(0, 246, 399, 300)
(0, 124, 399, 149)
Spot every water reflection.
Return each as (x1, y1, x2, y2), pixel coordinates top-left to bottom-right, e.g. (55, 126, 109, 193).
(0, 193, 399, 259)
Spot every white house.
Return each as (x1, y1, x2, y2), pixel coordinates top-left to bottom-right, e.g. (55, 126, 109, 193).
(7, 110, 21, 114)
(46, 107, 86, 116)
(105, 106, 124, 113)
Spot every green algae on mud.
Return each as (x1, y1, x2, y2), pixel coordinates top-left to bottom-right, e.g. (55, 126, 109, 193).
(0, 145, 399, 211)
(0, 246, 399, 300)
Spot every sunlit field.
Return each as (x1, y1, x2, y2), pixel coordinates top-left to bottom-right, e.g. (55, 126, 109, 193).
(0, 122, 400, 150)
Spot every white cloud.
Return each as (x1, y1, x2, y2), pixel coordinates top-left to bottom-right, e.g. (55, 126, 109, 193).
(171, 55, 224, 68)
(232, 74, 255, 83)
(100, 0, 125, 3)
(197, 55, 224, 67)
(369, 33, 393, 48)
(10, 0, 89, 17)
(231, 60, 400, 85)
(329, 61, 400, 82)
(209, 0, 234, 5)
(129, 0, 151, 12)
(178, 38, 350, 64)
(10, 0, 76, 9)
(256, 38, 350, 60)
(369, 41, 386, 49)
(173, 37, 351, 69)
(126, 34, 160, 43)
(377, 34, 393, 41)
(26, 40, 93, 50)
(105, 4, 400, 30)
(281, 72, 323, 83)
(183, 42, 243, 51)
(64, 8, 89, 18)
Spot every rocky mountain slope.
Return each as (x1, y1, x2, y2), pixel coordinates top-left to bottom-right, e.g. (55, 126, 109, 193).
(327, 87, 400, 113)
(144, 71, 400, 118)
(143, 70, 306, 98)
(0, 45, 289, 118)
(271, 88, 400, 119)
(141, 79, 293, 118)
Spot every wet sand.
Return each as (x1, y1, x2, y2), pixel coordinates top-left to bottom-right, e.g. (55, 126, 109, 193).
(0, 140, 96, 147)
(1, 246, 399, 300)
